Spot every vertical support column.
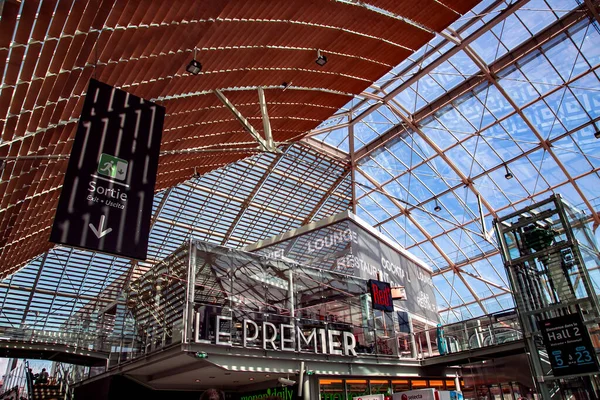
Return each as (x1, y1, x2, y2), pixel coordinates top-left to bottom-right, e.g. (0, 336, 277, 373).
(288, 265, 295, 321)
(349, 122, 357, 214)
(425, 328, 433, 356)
(183, 239, 196, 343)
(408, 314, 417, 359)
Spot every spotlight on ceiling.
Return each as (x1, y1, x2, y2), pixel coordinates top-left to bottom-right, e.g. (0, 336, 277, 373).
(315, 49, 328, 67)
(186, 59, 202, 75)
(186, 48, 202, 75)
(504, 164, 513, 180)
(595, 128, 600, 139)
(434, 198, 442, 213)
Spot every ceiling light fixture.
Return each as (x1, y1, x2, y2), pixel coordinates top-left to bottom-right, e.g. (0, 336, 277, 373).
(434, 198, 441, 213)
(315, 49, 328, 66)
(186, 48, 202, 75)
(595, 128, 600, 139)
(504, 164, 513, 180)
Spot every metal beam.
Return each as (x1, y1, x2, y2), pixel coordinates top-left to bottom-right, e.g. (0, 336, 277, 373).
(584, 0, 600, 25)
(0, 282, 116, 303)
(214, 89, 270, 152)
(347, 0, 531, 127)
(354, 122, 409, 160)
(301, 169, 351, 225)
(257, 87, 275, 151)
(459, 26, 600, 226)
(414, 8, 587, 124)
(386, 100, 499, 222)
(301, 137, 350, 162)
(220, 151, 285, 246)
(355, 3, 587, 164)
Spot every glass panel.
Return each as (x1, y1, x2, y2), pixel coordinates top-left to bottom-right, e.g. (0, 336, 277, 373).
(369, 380, 390, 395)
(391, 379, 410, 392)
(320, 379, 345, 400)
(429, 379, 445, 390)
(346, 380, 369, 399)
(411, 380, 429, 389)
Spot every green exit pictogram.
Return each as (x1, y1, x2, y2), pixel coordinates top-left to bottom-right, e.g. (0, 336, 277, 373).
(98, 153, 128, 181)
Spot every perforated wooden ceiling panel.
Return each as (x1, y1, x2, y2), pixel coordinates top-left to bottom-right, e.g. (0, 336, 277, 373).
(0, 0, 478, 275)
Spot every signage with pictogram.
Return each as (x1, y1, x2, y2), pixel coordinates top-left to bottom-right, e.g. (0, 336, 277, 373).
(50, 79, 165, 260)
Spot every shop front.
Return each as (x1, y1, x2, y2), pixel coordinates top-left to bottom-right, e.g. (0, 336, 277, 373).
(319, 377, 462, 400)
(120, 211, 454, 396)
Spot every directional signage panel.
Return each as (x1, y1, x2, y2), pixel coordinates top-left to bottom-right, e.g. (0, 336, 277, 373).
(540, 313, 599, 377)
(50, 79, 165, 260)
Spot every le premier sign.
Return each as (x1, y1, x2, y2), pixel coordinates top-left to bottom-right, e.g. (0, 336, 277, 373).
(197, 314, 358, 357)
(540, 313, 599, 377)
(50, 79, 164, 259)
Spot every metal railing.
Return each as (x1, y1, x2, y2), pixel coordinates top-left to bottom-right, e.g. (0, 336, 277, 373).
(412, 309, 523, 359)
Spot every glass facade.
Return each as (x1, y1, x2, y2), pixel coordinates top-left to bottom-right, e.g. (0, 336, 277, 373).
(128, 236, 427, 359)
(319, 377, 460, 399)
(312, 0, 600, 325)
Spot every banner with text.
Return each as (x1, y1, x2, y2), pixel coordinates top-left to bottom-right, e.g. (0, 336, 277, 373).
(252, 218, 438, 321)
(50, 79, 164, 259)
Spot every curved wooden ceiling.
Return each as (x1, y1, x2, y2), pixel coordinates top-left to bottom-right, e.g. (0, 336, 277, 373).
(0, 0, 479, 276)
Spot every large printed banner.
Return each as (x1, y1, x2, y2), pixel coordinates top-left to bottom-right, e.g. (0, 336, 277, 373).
(252, 217, 439, 321)
(50, 79, 165, 259)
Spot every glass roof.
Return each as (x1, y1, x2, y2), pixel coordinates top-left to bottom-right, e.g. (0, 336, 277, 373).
(0, 143, 351, 331)
(1, 0, 599, 330)
(311, 0, 600, 323)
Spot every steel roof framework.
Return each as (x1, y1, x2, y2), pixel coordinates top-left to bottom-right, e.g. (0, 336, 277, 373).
(0, 0, 478, 273)
(0, 143, 351, 332)
(310, 0, 600, 322)
(0, 0, 599, 331)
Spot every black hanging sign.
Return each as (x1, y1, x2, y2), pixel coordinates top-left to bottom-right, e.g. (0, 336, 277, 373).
(50, 79, 165, 260)
(368, 279, 394, 312)
(540, 313, 599, 377)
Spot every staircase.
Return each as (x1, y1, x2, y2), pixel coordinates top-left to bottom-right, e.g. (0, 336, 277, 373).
(30, 384, 64, 400)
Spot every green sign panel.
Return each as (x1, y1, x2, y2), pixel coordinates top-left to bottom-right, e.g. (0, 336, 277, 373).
(97, 153, 128, 180)
(235, 385, 297, 400)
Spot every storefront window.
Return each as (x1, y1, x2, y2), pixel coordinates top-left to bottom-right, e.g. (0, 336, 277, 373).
(370, 380, 390, 395)
(411, 379, 428, 389)
(429, 380, 444, 390)
(391, 379, 410, 392)
(320, 377, 467, 398)
(346, 379, 369, 399)
(320, 379, 345, 400)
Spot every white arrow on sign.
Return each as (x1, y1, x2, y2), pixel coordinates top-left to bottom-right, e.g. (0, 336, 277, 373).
(89, 215, 113, 238)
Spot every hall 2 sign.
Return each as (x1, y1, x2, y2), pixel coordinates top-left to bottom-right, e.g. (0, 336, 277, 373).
(196, 315, 358, 356)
